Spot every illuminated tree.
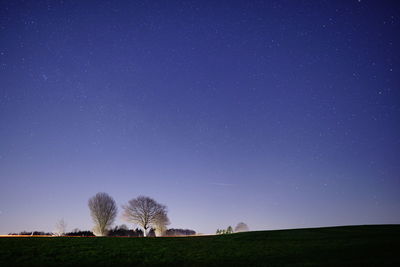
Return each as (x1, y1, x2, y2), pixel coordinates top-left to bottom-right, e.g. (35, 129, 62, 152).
(122, 196, 168, 237)
(226, 226, 233, 234)
(88, 192, 117, 236)
(154, 210, 170, 237)
(234, 222, 249, 232)
(54, 218, 67, 236)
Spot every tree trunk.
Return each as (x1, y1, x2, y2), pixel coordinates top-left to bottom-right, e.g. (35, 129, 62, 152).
(143, 227, 147, 237)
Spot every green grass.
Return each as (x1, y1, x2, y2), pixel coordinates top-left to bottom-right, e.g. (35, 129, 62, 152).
(1, 225, 399, 266)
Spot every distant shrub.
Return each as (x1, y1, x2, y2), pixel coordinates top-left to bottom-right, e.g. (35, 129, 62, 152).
(65, 230, 95, 237)
(9, 231, 53, 236)
(165, 228, 196, 236)
(108, 225, 144, 237)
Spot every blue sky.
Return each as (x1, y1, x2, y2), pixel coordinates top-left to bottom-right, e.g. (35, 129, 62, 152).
(0, 0, 399, 234)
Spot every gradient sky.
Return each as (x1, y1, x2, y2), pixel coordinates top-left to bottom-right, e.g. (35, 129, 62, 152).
(0, 0, 399, 235)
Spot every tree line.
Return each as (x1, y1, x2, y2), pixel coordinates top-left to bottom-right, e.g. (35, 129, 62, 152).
(9, 192, 250, 237)
(9, 227, 196, 237)
(10, 193, 196, 237)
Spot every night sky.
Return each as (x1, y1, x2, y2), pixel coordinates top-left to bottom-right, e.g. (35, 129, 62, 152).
(1, 0, 399, 235)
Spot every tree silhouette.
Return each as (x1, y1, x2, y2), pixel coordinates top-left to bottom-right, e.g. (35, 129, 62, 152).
(88, 192, 117, 236)
(122, 196, 168, 237)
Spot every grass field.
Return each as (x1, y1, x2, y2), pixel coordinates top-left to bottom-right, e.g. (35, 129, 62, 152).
(1, 225, 399, 266)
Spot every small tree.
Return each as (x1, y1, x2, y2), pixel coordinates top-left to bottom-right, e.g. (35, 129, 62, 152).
(54, 218, 67, 236)
(226, 226, 233, 234)
(217, 229, 227, 234)
(122, 196, 168, 237)
(154, 211, 170, 237)
(234, 222, 249, 232)
(88, 192, 118, 236)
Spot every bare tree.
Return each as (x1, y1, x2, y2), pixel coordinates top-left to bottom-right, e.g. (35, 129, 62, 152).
(122, 196, 168, 237)
(234, 222, 249, 232)
(88, 192, 118, 236)
(153, 211, 170, 237)
(54, 218, 67, 236)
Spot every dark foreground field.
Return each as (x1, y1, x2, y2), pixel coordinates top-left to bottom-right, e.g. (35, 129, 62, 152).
(1, 225, 399, 266)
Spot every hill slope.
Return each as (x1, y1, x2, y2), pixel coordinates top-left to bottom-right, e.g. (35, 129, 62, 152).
(1, 225, 399, 266)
